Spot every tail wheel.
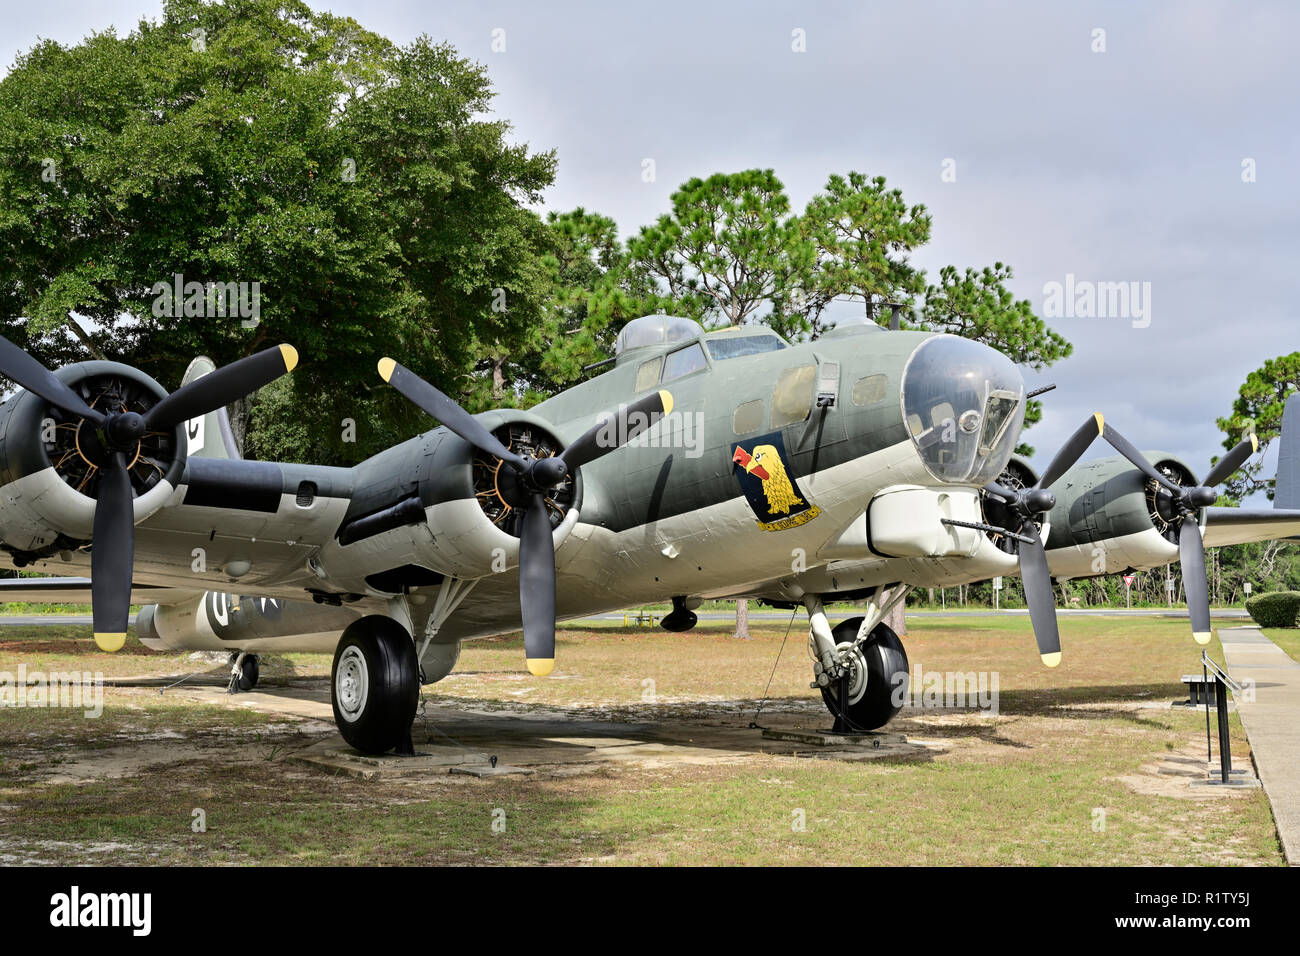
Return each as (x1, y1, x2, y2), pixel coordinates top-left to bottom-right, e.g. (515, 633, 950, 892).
(818, 617, 909, 730)
(237, 654, 259, 691)
(331, 615, 419, 754)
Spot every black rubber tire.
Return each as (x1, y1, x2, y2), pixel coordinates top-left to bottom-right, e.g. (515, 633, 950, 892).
(818, 617, 909, 731)
(331, 616, 419, 755)
(236, 655, 259, 691)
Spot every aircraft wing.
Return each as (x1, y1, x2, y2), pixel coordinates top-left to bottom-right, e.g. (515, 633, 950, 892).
(0, 576, 203, 608)
(1201, 507, 1300, 548)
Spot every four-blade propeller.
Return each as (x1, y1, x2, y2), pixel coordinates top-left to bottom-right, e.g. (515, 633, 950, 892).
(986, 412, 1258, 666)
(0, 336, 298, 650)
(1095, 421, 1256, 647)
(378, 357, 672, 676)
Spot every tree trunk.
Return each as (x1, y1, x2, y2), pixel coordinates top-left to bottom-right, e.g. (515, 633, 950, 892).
(884, 596, 907, 637)
(66, 315, 106, 360)
(733, 598, 751, 640)
(492, 355, 505, 400)
(228, 396, 250, 457)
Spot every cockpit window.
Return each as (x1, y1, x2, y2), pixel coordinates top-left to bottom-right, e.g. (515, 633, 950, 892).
(661, 343, 708, 382)
(980, 390, 1020, 456)
(901, 335, 1024, 486)
(705, 334, 788, 362)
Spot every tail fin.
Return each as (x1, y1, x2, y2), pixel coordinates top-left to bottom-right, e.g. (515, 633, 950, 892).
(1275, 392, 1300, 508)
(179, 356, 242, 460)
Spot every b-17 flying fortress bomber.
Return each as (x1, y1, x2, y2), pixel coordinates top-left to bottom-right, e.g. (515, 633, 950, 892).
(3, 314, 1299, 754)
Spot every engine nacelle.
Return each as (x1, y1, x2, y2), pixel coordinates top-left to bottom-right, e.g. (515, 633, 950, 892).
(1041, 451, 1196, 577)
(321, 408, 585, 589)
(0, 362, 186, 560)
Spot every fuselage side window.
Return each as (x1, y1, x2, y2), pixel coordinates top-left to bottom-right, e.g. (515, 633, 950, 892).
(852, 373, 888, 406)
(771, 364, 817, 428)
(733, 399, 765, 435)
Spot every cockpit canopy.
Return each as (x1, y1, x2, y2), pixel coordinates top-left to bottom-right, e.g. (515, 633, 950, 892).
(613, 314, 705, 355)
(902, 334, 1025, 486)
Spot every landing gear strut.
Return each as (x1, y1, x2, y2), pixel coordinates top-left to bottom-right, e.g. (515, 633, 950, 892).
(330, 615, 419, 755)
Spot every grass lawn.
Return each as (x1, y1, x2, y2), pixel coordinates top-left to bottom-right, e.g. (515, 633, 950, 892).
(0, 613, 1283, 866)
(1261, 628, 1300, 664)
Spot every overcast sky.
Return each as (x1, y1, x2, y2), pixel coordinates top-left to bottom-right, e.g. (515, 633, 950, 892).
(4, 1, 1297, 488)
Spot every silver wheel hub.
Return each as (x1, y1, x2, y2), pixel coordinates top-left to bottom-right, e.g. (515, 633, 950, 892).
(827, 641, 869, 706)
(335, 646, 369, 723)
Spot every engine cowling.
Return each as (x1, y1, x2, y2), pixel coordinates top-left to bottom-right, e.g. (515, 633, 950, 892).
(322, 408, 585, 588)
(1040, 451, 1195, 577)
(0, 361, 186, 559)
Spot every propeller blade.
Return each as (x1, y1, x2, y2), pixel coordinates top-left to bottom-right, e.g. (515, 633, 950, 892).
(145, 344, 298, 430)
(377, 358, 527, 472)
(1101, 423, 1181, 493)
(1036, 413, 1105, 489)
(0, 334, 105, 423)
(518, 493, 556, 676)
(1202, 435, 1258, 489)
(560, 390, 673, 471)
(1018, 523, 1062, 667)
(90, 452, 134, 652)
(1179, 519, 1213, 645)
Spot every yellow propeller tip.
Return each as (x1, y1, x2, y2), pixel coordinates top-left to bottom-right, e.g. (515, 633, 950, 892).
(94, 632, 126, 653)
(1250, 434, 1259, 453)
(658, 389, 674, 416)
(377, 357, 397, 382)
(1093, 412, 1105, 435)
(1193, 631, 1212, 646)
(526, 658, 555, 677)
(279, 344, 299, 372)
(1040, 651, 1062, 668)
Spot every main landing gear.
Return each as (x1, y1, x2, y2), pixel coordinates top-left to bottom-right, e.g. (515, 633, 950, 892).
(805, 588, 912, 733)
(330, 615, 420, 756)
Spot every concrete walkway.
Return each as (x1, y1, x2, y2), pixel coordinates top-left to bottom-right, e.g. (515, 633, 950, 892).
(1219, 626, 1300, 864)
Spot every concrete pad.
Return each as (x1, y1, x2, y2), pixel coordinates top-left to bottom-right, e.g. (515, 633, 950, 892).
(289, 740, 501, 779)
(1218, 626, 1300, 862)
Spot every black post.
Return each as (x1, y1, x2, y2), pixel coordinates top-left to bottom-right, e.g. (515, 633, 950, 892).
(832, 671, 850, 734)
(1215, 677, 1232, 783)
(1203, 660, 1212, 763)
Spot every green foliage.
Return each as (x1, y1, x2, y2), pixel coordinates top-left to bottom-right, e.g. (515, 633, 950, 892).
(522, 208, 663, 395)
(1246, 590, 1300, 628)
(1215, 352, 1300, 502)
(919, 263, 1071, 371)
(0, 0, 556, 463)
(629, 169, 801, 329)
(783, 171, 930, 337)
